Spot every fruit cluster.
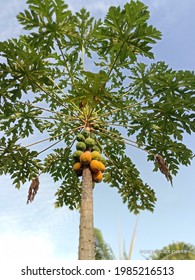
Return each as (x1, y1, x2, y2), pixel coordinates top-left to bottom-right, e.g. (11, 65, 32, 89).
(72, 129, 106, 183)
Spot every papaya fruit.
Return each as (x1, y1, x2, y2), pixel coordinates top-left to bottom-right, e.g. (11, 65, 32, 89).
(82, 129, 90, 138)
(91, 145, 101, 153)
(99, 156, 106, 165)
(76, 141, 86, 151)
(93, 123, 100, 130)
(91, 151, 101, 160)
(73, 150, 83, 161)
(89, 160, 102, 173)
(76, 133, 85, 142)
(85, 137, 95, 148)
(99, 161, 106, 173)
(80, 151, 92, 165)
(90, 132, 96, 139)
(73, 162, 83, 177)
(93, 171, 103, 183)
(73, 162, 82, 172)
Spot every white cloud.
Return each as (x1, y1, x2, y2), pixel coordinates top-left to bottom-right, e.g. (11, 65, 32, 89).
(0, 1, 26, 40)
(0, 229, 77, 262)
(0, 213, 58, 261)
(0, 231, 54, 261)
(0, 230, 77, 280)
(0, 176, 79, 263)
(145, 0, 192, 25)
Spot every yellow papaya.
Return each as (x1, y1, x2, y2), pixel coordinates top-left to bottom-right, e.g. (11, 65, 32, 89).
(99, 161, 106, 173)
(93, 171, 103, 183)
(80, 151, 92, 165)
(73, 162, 82, 172)
(89, 160, 102, 173)
(73, 162, 83, 177)
(91, 151, 101, 160)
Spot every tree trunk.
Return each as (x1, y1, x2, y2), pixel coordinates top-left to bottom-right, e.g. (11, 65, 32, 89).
(78, 166, 94, 260)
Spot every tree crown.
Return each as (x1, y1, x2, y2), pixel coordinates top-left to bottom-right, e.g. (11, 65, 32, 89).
(0, 0, 194, 214)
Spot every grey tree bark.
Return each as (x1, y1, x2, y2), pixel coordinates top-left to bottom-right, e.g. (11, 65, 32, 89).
(78, 166, 94, 260)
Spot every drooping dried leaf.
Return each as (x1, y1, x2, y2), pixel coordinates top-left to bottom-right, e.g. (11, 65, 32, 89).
(27, 176, 39, 204)
(155, 154, 173, 186)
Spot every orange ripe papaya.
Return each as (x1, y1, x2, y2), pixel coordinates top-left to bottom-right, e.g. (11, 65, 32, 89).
(73, 162, 82, 172)
(80, 151, 92, 165)
(89, 160, 102, 173)
(99, 161, 106, 173)
(93, 171, 103, 183)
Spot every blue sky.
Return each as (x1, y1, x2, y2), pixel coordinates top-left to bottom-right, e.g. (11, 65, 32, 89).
(0, 0, 195, 261)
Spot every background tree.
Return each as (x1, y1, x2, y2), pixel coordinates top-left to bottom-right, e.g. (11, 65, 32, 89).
(0, 0, 194, 259)
(148, 242, 195, 260)
(94, 228, 115, 260)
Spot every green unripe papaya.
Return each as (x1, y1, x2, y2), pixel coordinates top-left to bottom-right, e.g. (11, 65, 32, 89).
(99, 156, 106, 165)
(76, 133, 85, 142)
(85, 137, 95, 148)
(89, 132, 96, 139)
(73, 150, 83, 161)
(91, 145, 101, 153)
(82, 129, 90, 138)
(76, 141, 86, 151)
(93, 123, 100, 130)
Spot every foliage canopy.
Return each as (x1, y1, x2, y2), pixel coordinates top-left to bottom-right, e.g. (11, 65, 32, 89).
(0, 0, 194, 214)
(149, 242, 195, 260)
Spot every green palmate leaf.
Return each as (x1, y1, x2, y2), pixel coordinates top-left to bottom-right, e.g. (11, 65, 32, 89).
(104, 153, 156, 214)
(96, 128, 156, 213)
(17, 0, 74, 55)
(0, 101, 43, 138)
(43, 146, 74, 181)
(0, 37, 53, 95)
(55, 181, 82, 210)
(69, 8, 100, 56)
(96, 0, 161, 69)
(97, 127, 126, 157)
(125, 61, 195, 176)
(46, 148, 82, 210)
(147, 140, 193, 176)
(17, 0, 72, 33)
(68, 70, 111, 107)
(0, 137, 42, 188)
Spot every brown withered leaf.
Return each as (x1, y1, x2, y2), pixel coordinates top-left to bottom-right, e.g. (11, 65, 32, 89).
(27, 177, 40, 204)
(155, 154, 173, 186)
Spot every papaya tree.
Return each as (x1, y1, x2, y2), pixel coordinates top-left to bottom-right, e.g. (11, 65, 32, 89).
(0, 0, 195, 260)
